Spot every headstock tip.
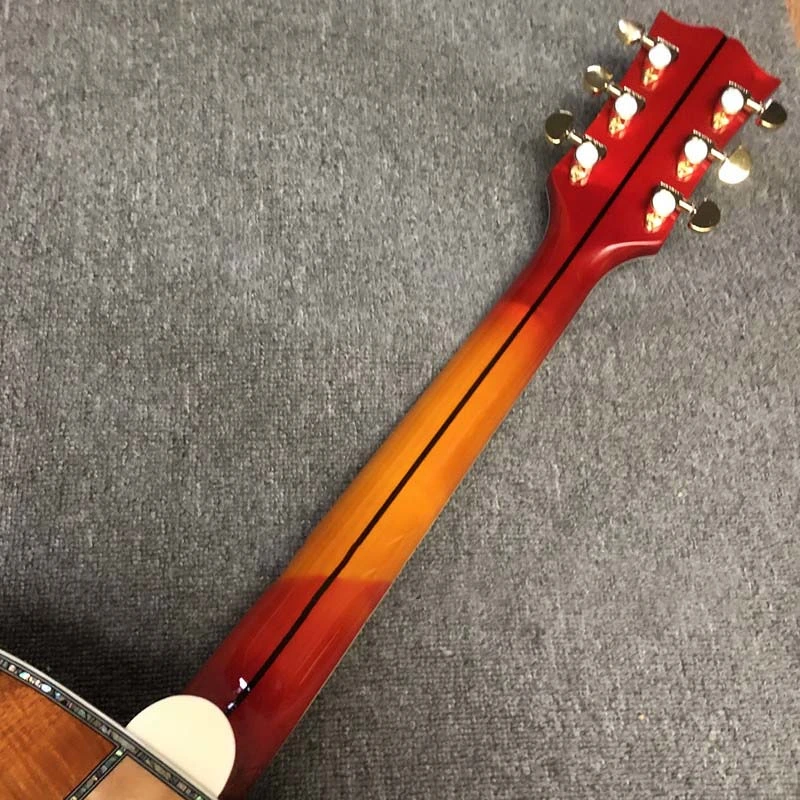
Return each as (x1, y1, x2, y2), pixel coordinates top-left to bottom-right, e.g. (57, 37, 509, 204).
(544, 12, 784, 264)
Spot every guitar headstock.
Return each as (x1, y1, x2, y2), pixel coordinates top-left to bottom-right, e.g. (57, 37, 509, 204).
(543, 12, 786, 279)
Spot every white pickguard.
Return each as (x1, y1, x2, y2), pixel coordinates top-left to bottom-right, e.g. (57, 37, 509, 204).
(127, 694, 236, 797)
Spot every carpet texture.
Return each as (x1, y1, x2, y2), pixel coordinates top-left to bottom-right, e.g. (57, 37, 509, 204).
(1, 2, 799, 798)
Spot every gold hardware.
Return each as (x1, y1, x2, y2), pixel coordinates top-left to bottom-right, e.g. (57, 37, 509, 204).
(616, 19, 655, 48)
(715, 85, 787, 131)
(712, 111, 730, 131)
(677, 134, 752, 185)
(646, 186, 720, 233)
(583, 66, 643, 135)
(686, 199, 721, 233)
(716, 145, 752, 185)
(749, 97, 787, 130)
(616, 19, 677, 86)
(544, 110, 606, 185)
(544, 110, 580, 146)
(584, 65, 622, 97)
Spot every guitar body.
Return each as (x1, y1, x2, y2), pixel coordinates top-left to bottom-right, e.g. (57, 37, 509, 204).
(0, 651, 215, 800)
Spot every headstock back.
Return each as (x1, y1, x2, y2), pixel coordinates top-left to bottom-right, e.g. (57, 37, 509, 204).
(542, 12, 785, 283)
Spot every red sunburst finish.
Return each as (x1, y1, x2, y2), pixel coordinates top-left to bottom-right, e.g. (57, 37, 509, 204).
(185, 13, 781, 797)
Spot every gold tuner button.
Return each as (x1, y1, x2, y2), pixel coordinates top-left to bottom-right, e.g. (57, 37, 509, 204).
(677, 135, 751, 185)
(715, 86, 787, 132)
(544, 110, 606, 186)
(645, 187, 720, 234)
(615, 19, 677, 85)
(748, 97, 787, 130)
(715, 145, 752, 185)
(583, 66, 643, 135)
(545, 110, 579, 145)
(686, 199, 721, 233)
(616, 19, 654, 48)
(584, 65, 619, 96)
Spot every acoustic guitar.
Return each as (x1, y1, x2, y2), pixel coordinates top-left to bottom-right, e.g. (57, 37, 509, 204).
(0, 12, 787, 799)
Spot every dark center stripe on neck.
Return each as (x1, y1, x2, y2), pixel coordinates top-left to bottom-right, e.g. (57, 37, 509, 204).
(227, 32, 728, 715)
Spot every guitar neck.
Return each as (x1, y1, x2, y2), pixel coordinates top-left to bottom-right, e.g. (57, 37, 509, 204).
(186, 12, 783, 786)
(186, 191, 611, 796)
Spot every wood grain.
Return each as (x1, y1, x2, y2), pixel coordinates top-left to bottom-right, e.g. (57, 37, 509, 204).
(0, 672, 113, 799)
(89, 757, 184, 799)
(788, 0, 800, 41)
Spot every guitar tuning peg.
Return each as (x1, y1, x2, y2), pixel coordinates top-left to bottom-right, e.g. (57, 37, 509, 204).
(646, 187, 721, 234)
(584, 65, 644, 134)
(713, 86, 788, 131)
(616, 19, 651, 47)
(615, 19, 677, 85)
(678, 136, 752, 185)
(583, 65, 618, 95)
(715, 145, 752, 185)
(544, 110, 606, 186)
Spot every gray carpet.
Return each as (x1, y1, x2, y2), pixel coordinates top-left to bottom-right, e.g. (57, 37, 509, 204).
(2, 1, 799, 797)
